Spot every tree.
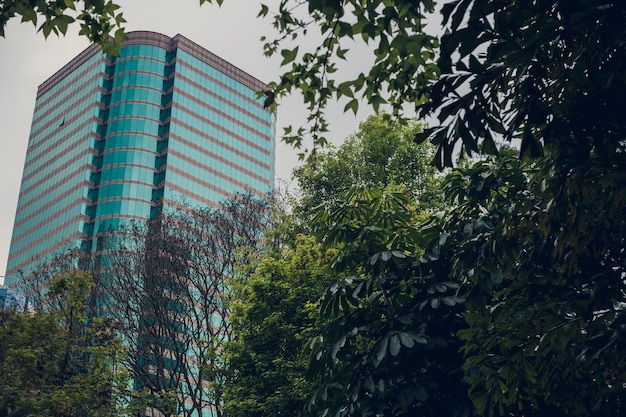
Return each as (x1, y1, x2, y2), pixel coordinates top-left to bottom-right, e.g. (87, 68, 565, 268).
(224, 234, 337, 417)
(439, 144, 626, 416)
(305, 184, 474, 417)
(223, 113, 443, 417)
(306, 149, 624, 417)
(204, 0, 440, 154)
(0, 0, 127, 54)
(205, 0, 626, 167)
(97, 193, 272, 417)
(16, 192, 272, 417)
(203, 1, 624, 416)
(420, 0, 626, 166)
(293, 113, 443, 218)
(0, 273, 131, 417)
(421, 2, 626, 413)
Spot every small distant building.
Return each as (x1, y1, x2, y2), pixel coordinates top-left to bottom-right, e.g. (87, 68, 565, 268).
(0, 288, 28, 312)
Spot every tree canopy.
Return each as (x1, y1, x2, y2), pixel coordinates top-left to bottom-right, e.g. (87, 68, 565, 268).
(225, 234, 336, 417)
(224, 117, 446, 417)
(211, 1, 626, 416)
(306, 183, 473, 417)
(0, 273, 131, 417)
(293, 113, 443, 218)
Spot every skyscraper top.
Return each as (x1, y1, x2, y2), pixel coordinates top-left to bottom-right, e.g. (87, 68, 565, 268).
(39, 31, 269, 98)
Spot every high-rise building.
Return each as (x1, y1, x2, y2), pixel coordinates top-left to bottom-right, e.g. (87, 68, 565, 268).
(5, 31, 276, 285)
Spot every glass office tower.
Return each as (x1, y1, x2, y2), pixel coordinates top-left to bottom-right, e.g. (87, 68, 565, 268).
(6, 31, 276, 285)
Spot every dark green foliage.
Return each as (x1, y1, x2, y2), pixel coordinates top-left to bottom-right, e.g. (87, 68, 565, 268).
(423, 0, 626, 167)
(416, 152, 625, 416)
(205, 1, 626, 416)
(225, 235, 337, 417)
(0, 273, 130, 417)
(0, 0, 127, 54)
(245, 1, 625, 414)
(448, 158, 626, 417)
(224, 118, 445, 417)
(307, 185, 475, 417)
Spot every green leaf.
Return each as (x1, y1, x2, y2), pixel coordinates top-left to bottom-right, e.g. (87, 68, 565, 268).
(375, 337, 389, 364)
(280, 46, 299, 66)
(442, 296, 457, 306)
(413, 334, 428, 345)
(40, 22, 54, 38)
(520, 125, 543, 158)
(336, 47, 349, 59)
(399, 332, 415, 348)
(389, 334, 401, 356)
(414, 127, 435, 144)
(20, 8, 38, 24)
(344, 98, 359, 115)
(257, 3, 269, 17)
(369, 94, 387, 112)
(114, 27, 127, 45)
(53, 15, 75, 35)
(337, 81, 354, 98)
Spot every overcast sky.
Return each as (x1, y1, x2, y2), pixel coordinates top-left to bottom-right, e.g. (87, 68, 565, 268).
(0, 0, 373, 279)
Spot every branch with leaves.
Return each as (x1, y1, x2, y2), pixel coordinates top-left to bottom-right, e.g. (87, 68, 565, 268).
(0, 0, 127, 54)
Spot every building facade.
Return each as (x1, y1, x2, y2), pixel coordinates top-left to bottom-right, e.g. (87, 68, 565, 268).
(6, 31, 276, 285)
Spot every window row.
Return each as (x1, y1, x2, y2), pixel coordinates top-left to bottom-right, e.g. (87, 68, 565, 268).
(10, 226, 81, 269)
(110, 87, 164, 105)
(118, 45, 168, 61)
(112, 72, 165, 90)
(101, 149, 157, 167)
(165, 168, 270, 205)
(94, 198, 153, 219)
(12, 191, 84, 236)
(167, 141, 271, 181)
(103, 133, 160, 150)
(174, 75, 268, 126)
(99, 165, 156, 184)
(169, 120, 273, 167)
(176, 50, 253, 93)
(31, 88, 101, 136)
(21, 149, 92, 194)
(166, 153, 268, 192)
(106, 118, 161, 136)
(38, 53, 103, 104)
(108, 102, 163, 121)
(170, 88, 270, 136)
(113, 57, 166, 76)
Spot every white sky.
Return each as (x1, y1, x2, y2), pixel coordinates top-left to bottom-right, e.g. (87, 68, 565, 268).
(0, 1, 374, 279)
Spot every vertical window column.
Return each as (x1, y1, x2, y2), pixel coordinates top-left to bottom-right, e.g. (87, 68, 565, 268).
(152, 51, 176, 213)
